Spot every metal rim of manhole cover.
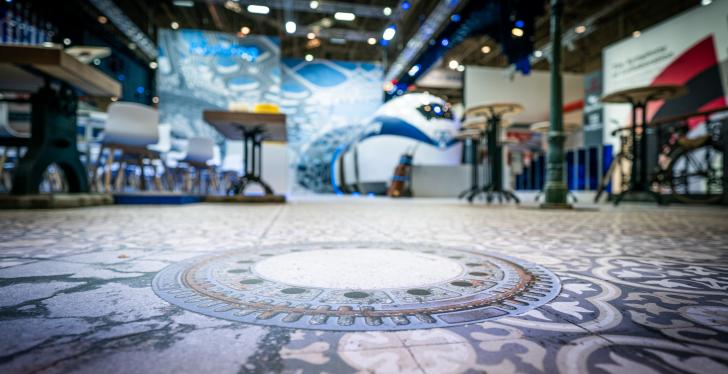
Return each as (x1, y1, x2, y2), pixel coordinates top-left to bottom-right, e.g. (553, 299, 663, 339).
(152, 242, 561, 331)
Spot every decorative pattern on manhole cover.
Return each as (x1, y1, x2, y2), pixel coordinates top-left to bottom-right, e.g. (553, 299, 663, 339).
(152, 242, 560, 331)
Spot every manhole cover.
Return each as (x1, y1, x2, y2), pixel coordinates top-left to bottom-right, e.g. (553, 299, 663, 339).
(152, 242, 560, 331)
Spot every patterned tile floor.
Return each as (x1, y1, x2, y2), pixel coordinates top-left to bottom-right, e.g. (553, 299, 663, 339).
(0, 198, 727, 373)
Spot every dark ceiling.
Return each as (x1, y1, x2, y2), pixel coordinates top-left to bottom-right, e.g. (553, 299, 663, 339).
(24, 0, 704, 84)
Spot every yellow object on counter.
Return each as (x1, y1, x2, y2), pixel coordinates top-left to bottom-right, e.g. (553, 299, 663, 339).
(253, 103, 280, 113)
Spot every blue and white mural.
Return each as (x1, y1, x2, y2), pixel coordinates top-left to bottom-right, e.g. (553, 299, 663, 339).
(279, 59, 383, 192)
(157, 30, 280, 139)
(293, 92, 462, 194)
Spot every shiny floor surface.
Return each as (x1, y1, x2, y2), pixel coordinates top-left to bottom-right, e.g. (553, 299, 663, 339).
(0, 198, 727, 373)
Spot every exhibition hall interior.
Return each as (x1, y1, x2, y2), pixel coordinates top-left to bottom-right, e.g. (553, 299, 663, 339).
(1, 0, 728, 373)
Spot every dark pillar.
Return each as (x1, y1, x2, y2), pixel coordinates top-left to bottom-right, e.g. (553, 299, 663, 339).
(542, 0, 571, 208)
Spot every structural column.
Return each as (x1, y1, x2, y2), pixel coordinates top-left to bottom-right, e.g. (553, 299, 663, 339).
(542, 0, 570, 207)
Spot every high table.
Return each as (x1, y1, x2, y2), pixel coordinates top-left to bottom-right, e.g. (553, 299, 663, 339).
(463, 103, 523, 203)
(0, 44, 121, 194)
(203, 110, 286, 196)
(602, 84, 687, 203)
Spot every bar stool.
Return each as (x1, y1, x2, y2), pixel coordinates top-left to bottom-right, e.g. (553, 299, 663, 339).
(530, 121, 582, 202)
(93, 102, 163, 192)
(462, 103, 522, 203)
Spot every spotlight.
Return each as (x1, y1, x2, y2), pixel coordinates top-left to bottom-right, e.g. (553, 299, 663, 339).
(534, 50, 543, 58)
(149, 61, 158, 69)
(93, 58, 101, 65)
(401, 1, 410, 10)
(309, 0, 319, 9)
(285, 21, 296, 34)
(512, 28, 524, 37)
(632, 30, 641, 38)
(170, 22, 180, 30)
(515, 20, 524, 28)
(367, 37, 377, 45)
(305, 54, 314, 61)
(441, 38, 449, 47)
(408, 65, 420, 76)
(247, 5, 270, 14)
(334, 12, 356, 21)
(241, 26, 251, 35)
(383, 7, 392, 16)
(110, 96, 119, 102)
(456, 65, 465, 72)
(152, 96, 159, 104)
(97, 16, 108, 24)
(448, 59, 459, 70)
(702, 0, 712, 5)
(62, 38, 71, 46)
(307, 32, 316, 40)
(575, 25, 586, 34)
(481, 46, 491, 54)
(382, 26, 396, 41)
(128, 43, 137, 50)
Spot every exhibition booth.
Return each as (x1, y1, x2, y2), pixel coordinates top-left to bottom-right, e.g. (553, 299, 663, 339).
(0, 0, 725, 205)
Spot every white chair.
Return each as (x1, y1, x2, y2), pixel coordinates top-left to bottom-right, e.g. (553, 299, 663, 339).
(93, 102, 163, 192)
(170, 137, 218, 194)
(0, 102, 31, 191)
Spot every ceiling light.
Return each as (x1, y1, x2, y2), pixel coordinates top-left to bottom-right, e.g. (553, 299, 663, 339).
(456, 64, 465, 72)
(448, 59, 459, 70)
(304, 54, 314, 62)
(334, 12, 356, 21)
(93, 58, 101, 65)
(534, 50, 543, 58)
(285, 21, 296, 34)
(632, 30, 641, 38)
(382, 26, 396, 41)
(170, 22, 180, 30)
(247, 4, 270, 14)
(383, 7, 392, 16)
(367, 37, 377, 45)
(408, 65, 420, 76)
(152, 96, 159, 104)
(309, 0, 319, 9)
(173, 0, 194, 7)
(575, 25, 586, 34)
(241, 26, 250, 35)
(111, 96, 118, 102)
(511, 27, 524, 37)
(97, 16, 108, 24)
(702, 0, 712, 5)
(481, 45, 491, 54)
(149, 61, 158, 69)
(63, 38, 71, 46)
(441, 38, 449, 47)
(307, 32, 316, 40)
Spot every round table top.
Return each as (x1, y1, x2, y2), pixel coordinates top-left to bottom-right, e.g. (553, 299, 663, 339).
(465, 102, 524, 118)
(601, 84, 687, 105)
(462, 117, 513, 130)
(530, 121, 582, 133)
(453, 129, 482, 140)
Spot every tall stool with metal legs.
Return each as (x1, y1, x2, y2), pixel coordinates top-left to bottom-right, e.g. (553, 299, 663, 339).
(457, 128, 484, 200)
(463, 103, 523, 203)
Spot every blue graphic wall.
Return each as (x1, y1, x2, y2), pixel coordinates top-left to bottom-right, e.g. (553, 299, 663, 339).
(157, 30, 280, 139)
(280, 59, 383, 192)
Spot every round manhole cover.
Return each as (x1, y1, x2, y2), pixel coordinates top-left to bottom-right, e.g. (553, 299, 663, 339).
(152, 242, 560, 331)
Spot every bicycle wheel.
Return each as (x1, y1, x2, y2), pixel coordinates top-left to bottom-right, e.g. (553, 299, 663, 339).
(666, 146, 723, 203)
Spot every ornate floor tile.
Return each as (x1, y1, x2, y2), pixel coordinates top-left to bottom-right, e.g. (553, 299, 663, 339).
(0, 199, 726, 373)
